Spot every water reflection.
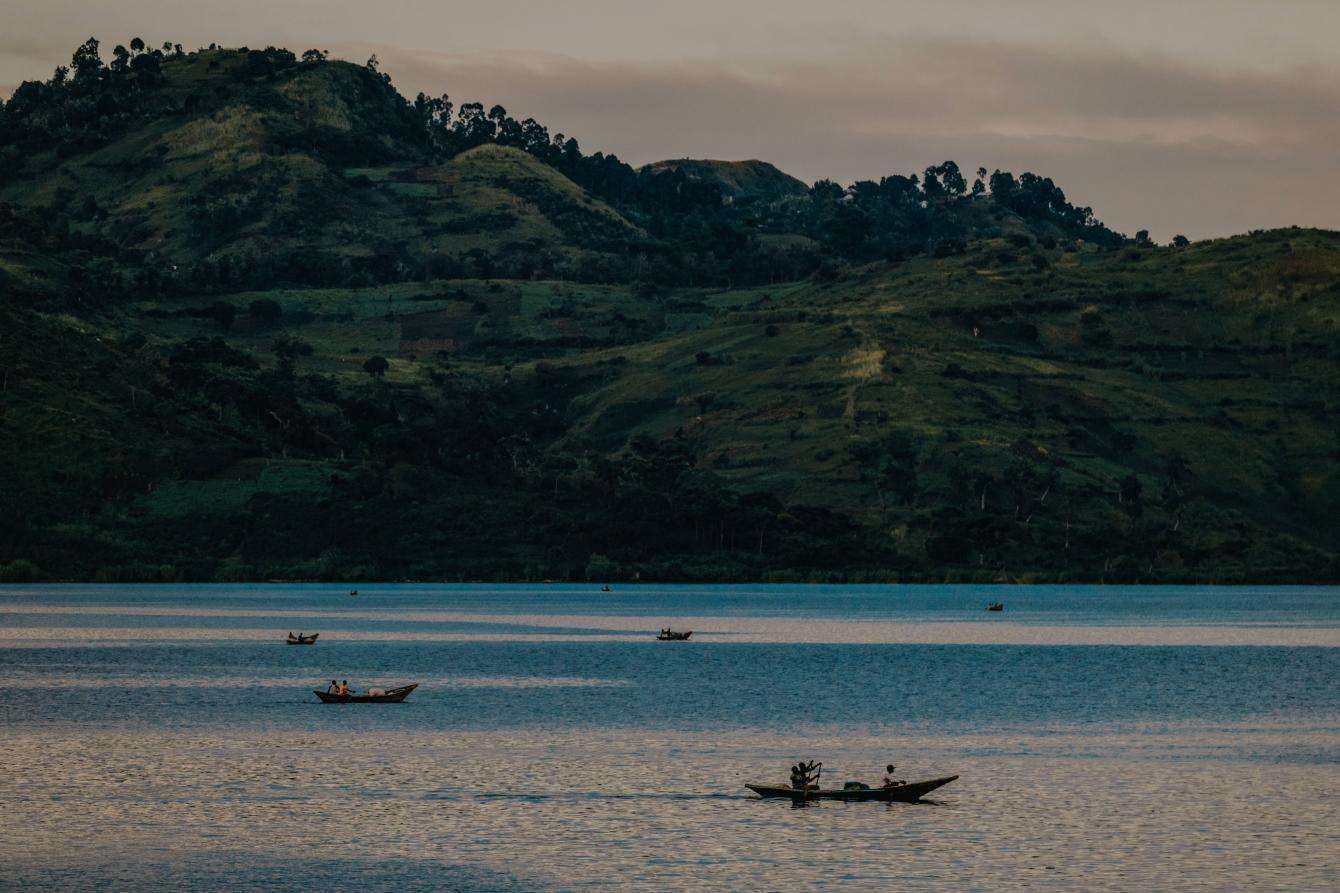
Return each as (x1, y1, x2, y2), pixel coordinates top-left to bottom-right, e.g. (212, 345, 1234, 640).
(0, 584, 1336, 890)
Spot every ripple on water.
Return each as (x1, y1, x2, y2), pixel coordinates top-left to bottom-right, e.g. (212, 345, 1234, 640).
(1, 584, 1338, 890)
(0, 727, 1336, 891)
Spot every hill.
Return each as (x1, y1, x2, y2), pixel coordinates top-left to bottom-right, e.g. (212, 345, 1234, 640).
(641, 159, 809, 202)
(1, 40, 1337, 584)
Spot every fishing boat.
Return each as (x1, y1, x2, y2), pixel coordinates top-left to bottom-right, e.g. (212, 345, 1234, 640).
(986, 602, 1004, 612)
(746, 775, 958, 803)
(286, 633, 319, 645)
(656, 630, 692, 641)
(313, 683, 418, 703)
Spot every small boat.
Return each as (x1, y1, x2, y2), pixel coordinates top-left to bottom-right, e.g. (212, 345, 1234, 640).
(601, 584, 612, 592)
(656, 630, 692, 641)
(349, 589, 358, 597)
(986, 602, 1004, 612)
(286, 633, 319, 645)
(746, 775, 958, 803)
(314, 683, 418, 703)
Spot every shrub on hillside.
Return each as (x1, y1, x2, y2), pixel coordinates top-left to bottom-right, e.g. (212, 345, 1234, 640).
(0, 559, 43, 582)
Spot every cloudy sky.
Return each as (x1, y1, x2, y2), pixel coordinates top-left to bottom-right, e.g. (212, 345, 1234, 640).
(4, 0, 1338, 239)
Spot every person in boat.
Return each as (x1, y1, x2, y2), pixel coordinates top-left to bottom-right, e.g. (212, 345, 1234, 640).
(326, 680, 339, 694)
(882, 764, 903, 788)
(337, 680, 350, 696)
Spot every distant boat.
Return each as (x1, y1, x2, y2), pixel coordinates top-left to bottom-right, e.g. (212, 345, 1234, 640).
(349, 589, 358, 597)
(286, 633, 319, 645)
(657, 630, 692, 641)
(314, 683, 418, 703)
(601, 584, 612, 592)
(986, 602, 1004, 612)
(746, 775, 958, 802)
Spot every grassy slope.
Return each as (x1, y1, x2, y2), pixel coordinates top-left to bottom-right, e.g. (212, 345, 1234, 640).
(640, 159, 809, 201)
(550, 230, 1340, 573)
(1, 54, 637, 271)
(348, 143, 639, 261)
(2, 53, 1338, 582)
(4, 228, 1336, 582)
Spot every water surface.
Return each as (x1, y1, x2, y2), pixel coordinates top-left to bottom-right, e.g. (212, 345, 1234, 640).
(1, 584, 1336, 890)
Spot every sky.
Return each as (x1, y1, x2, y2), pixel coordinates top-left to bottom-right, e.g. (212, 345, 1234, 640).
(3, 0, 1338, 240)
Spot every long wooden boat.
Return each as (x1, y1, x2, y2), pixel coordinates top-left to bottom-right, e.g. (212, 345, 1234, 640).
(656, 630, 692, 640)
(313, 683, 418, 703)
(746, 775, 958, 802)
(286, 633, 319, 645)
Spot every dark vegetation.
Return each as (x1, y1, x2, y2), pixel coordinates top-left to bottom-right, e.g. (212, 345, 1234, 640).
(1, 39, 1337, 583)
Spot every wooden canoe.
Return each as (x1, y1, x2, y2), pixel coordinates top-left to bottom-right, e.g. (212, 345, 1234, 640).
(656, 631, 692, 640)
(746, 775, 958, 802)
(313, 683, 418, 703)
(286, 634, 319, 644)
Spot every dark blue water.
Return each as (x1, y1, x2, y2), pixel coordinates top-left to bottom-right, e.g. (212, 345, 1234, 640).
(3, 641, 1336, 737)
(2, 584, 1337, 890)
(4, 582, 1337, 623)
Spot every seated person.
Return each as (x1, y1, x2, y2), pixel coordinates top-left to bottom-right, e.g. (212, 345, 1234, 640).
(326, 680, 339, 693)
(882, 764, 902, 787)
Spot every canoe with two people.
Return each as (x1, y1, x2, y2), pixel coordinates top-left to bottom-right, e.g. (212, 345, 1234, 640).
(746, 760, 958, 803)
(313, 681, 419, 703)
(286, 632, 319, 645)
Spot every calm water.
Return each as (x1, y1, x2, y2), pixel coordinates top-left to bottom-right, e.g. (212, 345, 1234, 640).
(1, 584, 1337, 891)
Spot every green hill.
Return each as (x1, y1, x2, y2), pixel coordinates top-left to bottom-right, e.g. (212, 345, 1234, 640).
(641, 159, 809, 202)
(0, 48, 640, 286)
(1, 40, 1337, 584)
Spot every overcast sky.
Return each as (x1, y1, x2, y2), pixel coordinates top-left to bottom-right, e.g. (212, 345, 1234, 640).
(4, 0, 1338, 239)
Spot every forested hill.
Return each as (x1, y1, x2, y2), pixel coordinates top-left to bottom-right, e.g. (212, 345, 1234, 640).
(1, 40, 1338, 584)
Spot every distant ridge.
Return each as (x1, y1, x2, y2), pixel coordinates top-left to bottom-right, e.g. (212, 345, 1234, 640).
(640, 158, 809, 201)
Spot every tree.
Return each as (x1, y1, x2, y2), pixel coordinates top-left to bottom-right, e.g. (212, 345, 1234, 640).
(938, 161, 967, 197)
(71, 37, 103, 80)
(271, 335, 312, 358)
(1118, 473, 1144, 517)
(248, 298, 282, 323)
(922, 165, 945, 202)
(363, 355, 389, 379)
(1135, 229, 1151, 245)
(205, 301, 237, 330)
(1172, 234, 1190, 248)
(301, 49, 328, 63)
(988, 169, 1017, 201)
(130, 52, 161, 76)
(130, 37, 145, 54)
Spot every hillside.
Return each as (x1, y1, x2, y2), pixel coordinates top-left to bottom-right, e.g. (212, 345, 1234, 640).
(641, 159, 809, 203)
(1, 41, 1338, 584)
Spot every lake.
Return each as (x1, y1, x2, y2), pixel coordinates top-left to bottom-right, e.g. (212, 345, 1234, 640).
(1, 584, 1337, 890)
